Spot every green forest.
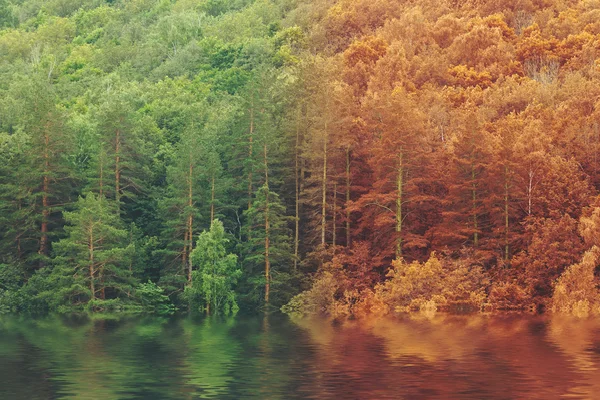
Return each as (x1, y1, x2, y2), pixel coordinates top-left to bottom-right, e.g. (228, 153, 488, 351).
(2, 0, 600, 317)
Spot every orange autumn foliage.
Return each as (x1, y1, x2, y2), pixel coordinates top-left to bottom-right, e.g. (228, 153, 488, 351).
(287, 0, 600, 316)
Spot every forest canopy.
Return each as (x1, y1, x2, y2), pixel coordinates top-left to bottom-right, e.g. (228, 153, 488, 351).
(1, 0, 600, 316)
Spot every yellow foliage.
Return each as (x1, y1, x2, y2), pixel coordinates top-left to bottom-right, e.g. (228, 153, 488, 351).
(552, 246, 600, 316)
(488, 281, 531, 309)
(483, 14, 517, 40)
(373, 254, 489, 313)
(578, 206, 600, 247)
(449, 65, 493, 87)
(343, 36, 388, 67)
(283, 254, 489, 317)
(281, 271, 351, 317)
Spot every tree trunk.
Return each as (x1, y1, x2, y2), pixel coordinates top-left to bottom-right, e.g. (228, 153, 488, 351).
(99, 267, 105, 300)
(294, 107, 300, 272)
(210, 174, 215, 225)
(471, 159, 478, 247)
(99, 149, 104, 197)
(182, 229, 188, 275)
(395, 152, 403, 258)
(39, 130, 50, 261)
(321, 126, 327, 247)
(89, 227, 95, 301)
(115, 128, 121, 210)
(333, 182, 337, 248)
(248, 103, 254, 211)
(504, 165, 509, 263)
(527, 168, 533, 216)
(16, 231, 22, 260)
(264, 196, 270, 305)
(187, 213, 193, 281)
(16, 198, 22, 259)
(40, 176, 49, 258)
(263, 142, 270, 305)
(345, 147, 351, 247)
(187, 160, 193, 283)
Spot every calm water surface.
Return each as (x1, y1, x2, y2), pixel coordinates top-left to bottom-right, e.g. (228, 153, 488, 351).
(1, 313, 600, 399)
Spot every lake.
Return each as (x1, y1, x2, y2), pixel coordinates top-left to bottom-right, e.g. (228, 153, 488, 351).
(1, 313, 600, 399)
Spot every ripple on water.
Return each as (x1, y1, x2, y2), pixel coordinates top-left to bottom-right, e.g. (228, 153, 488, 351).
(1, 314, 600, 399)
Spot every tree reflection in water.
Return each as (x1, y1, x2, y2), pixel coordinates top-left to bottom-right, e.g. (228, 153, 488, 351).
(1, 314, 600, 399)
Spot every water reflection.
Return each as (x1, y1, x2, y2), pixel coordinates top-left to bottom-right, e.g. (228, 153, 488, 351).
(1, 314, 600, 399)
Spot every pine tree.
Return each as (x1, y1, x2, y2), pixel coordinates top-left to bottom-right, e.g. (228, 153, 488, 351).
(159, 110, 228, 291)
(352, 85, 427, 262)
(0, 130, 34, 264)
(241, 184, 294, 308)
(43, 193, 135, 309)
(160, 126, 206, 282)
(0, 75, 74, 269)
(93, 90, 150, 214)
(438, 107, 492, 256)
